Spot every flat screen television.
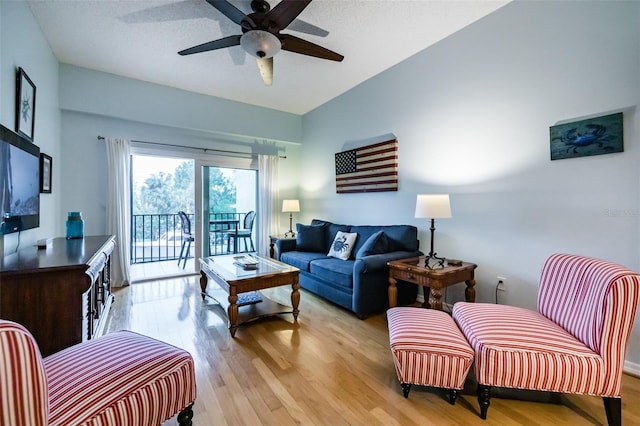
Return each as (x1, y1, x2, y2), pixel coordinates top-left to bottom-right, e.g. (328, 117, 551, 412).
(0, 123, 40, 234)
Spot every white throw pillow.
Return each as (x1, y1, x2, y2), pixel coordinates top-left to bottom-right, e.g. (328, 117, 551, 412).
(327, 231, 358, 260)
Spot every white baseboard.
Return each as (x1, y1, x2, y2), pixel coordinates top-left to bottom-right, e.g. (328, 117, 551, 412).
(624, 360, 640, 377)
(415, 295, 453, 312)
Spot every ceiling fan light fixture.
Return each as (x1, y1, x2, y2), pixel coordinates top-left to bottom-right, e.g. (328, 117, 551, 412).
(240, 30, 281, 58)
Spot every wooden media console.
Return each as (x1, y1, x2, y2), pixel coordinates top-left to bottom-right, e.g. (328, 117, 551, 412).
(0, 235, 115, 356)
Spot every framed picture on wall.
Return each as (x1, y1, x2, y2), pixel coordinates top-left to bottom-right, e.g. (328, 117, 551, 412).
(16, 67, 36, 141)
(549, 112, 623, 160)
(40, 153, 52, 194)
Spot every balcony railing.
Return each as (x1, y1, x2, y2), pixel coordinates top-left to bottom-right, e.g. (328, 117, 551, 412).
(130, 212, 253, 264)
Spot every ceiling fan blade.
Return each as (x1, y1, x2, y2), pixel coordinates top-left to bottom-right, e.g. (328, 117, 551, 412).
(178, 35, 241, 55)
(206, 0, 249, 26)
(120, 1, 209, 23)
(256, 57, 273, 86)
(280, 34, 343, 62)
(267, 0, 312, 33)
(287, 18, 329, 37)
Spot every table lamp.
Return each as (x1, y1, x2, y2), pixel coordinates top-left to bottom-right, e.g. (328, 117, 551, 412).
(282, 199, 300, 238)
(414, 194, 451, 268)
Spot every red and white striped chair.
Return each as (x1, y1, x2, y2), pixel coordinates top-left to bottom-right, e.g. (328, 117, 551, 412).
(0, 320, 196, 426)
(453, 253, 640, 425)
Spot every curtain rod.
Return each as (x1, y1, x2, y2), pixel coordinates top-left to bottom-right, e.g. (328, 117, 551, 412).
(97, 136, 286, 159)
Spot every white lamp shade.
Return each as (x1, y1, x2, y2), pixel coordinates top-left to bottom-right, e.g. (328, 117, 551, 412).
(282, 199, 300, 213)
(414, 194, 452, 219)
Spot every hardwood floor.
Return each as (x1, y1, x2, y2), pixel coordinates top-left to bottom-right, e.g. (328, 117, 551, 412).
(129, 258, 197, 283)
(105, 276, 640, 425)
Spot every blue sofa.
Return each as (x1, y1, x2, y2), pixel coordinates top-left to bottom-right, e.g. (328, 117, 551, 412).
(276, 219, 421, 318)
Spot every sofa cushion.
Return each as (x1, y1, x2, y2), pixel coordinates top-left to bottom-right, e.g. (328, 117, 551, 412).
(311, 219, 351, 252)
(350, 226, 387, 258)
(453, 302, 604, 393)
(280, 251, 329, 272)
(383, 225, 420, 251)
(355, 230, 389, 259)
(351, 225, 419, 253)
(327, 231, 358, 260)
(310, 258, 354, 290)
(295, 223, 326, 252)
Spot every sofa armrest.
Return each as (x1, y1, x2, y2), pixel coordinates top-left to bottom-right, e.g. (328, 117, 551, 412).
(351, 251, 422, 317)
(354, 251, 422, 274)
(275, 238, 297, 259)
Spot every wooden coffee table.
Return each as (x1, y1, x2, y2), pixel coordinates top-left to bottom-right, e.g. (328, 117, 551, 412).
(387, 256, 477, 311)
(199, 254, 300, 337)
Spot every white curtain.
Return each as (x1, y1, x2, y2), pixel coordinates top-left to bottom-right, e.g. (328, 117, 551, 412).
(257, 154, 279, 257)
(105, 137, 131, 287)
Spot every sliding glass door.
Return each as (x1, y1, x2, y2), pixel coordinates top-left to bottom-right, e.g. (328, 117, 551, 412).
(195, 161, 258, 261)
(129, 147, 257, 280)
(130, 155, 195, 265)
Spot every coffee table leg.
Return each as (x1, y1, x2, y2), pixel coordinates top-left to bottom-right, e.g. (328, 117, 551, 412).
(227, 292, 239, 337)
(199, 271, 208, 300)
(465, 278, 476, 303)
(291, 278, 300, 322)
(388, 276, 398, 308)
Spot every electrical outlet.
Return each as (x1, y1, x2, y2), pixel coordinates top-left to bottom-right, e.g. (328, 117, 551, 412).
(497, 276, 507, 291)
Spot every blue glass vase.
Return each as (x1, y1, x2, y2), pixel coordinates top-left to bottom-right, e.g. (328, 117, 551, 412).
(66, 211, 84, 239)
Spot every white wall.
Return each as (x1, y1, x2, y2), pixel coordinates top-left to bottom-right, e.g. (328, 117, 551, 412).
(58, 66, 304, 239)
(0, 1, 61, 255)
(58, 65, 303, 237)
(302, 1, 640, 369)
(59, 64, 302, 145)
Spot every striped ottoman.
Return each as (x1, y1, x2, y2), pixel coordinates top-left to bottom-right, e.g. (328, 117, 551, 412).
(387, 307, 474, 404)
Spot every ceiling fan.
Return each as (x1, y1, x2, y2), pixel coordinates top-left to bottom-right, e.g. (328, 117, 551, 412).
(178, 0, 344, 85)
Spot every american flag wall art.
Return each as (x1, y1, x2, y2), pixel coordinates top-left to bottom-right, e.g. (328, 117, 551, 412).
(335, 139, 398, 193)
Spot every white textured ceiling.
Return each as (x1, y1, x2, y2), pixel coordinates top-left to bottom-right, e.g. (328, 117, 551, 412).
(26, 0, 508, 115)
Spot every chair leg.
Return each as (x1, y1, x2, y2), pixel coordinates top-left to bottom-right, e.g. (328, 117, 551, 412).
(401, 383, 412, 398)
(182, 241, 191, 269)
(603, 397, 621, 426)
(448, 389, 459, 405)
(177, 403, 194, 426)
(178, 241, 186, 266)
(241, 236, 253, 252)
(477, 385, 491, 419)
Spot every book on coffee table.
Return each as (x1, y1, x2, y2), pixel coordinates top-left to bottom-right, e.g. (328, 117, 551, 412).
(233, 256, 258, 270)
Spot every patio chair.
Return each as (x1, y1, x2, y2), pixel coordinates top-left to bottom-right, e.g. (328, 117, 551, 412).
(177, 211, 195, 268)
(227, 211, 256, 253)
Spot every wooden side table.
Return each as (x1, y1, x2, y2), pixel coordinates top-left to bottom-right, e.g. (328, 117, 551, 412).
(387, 256, 477, 311)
